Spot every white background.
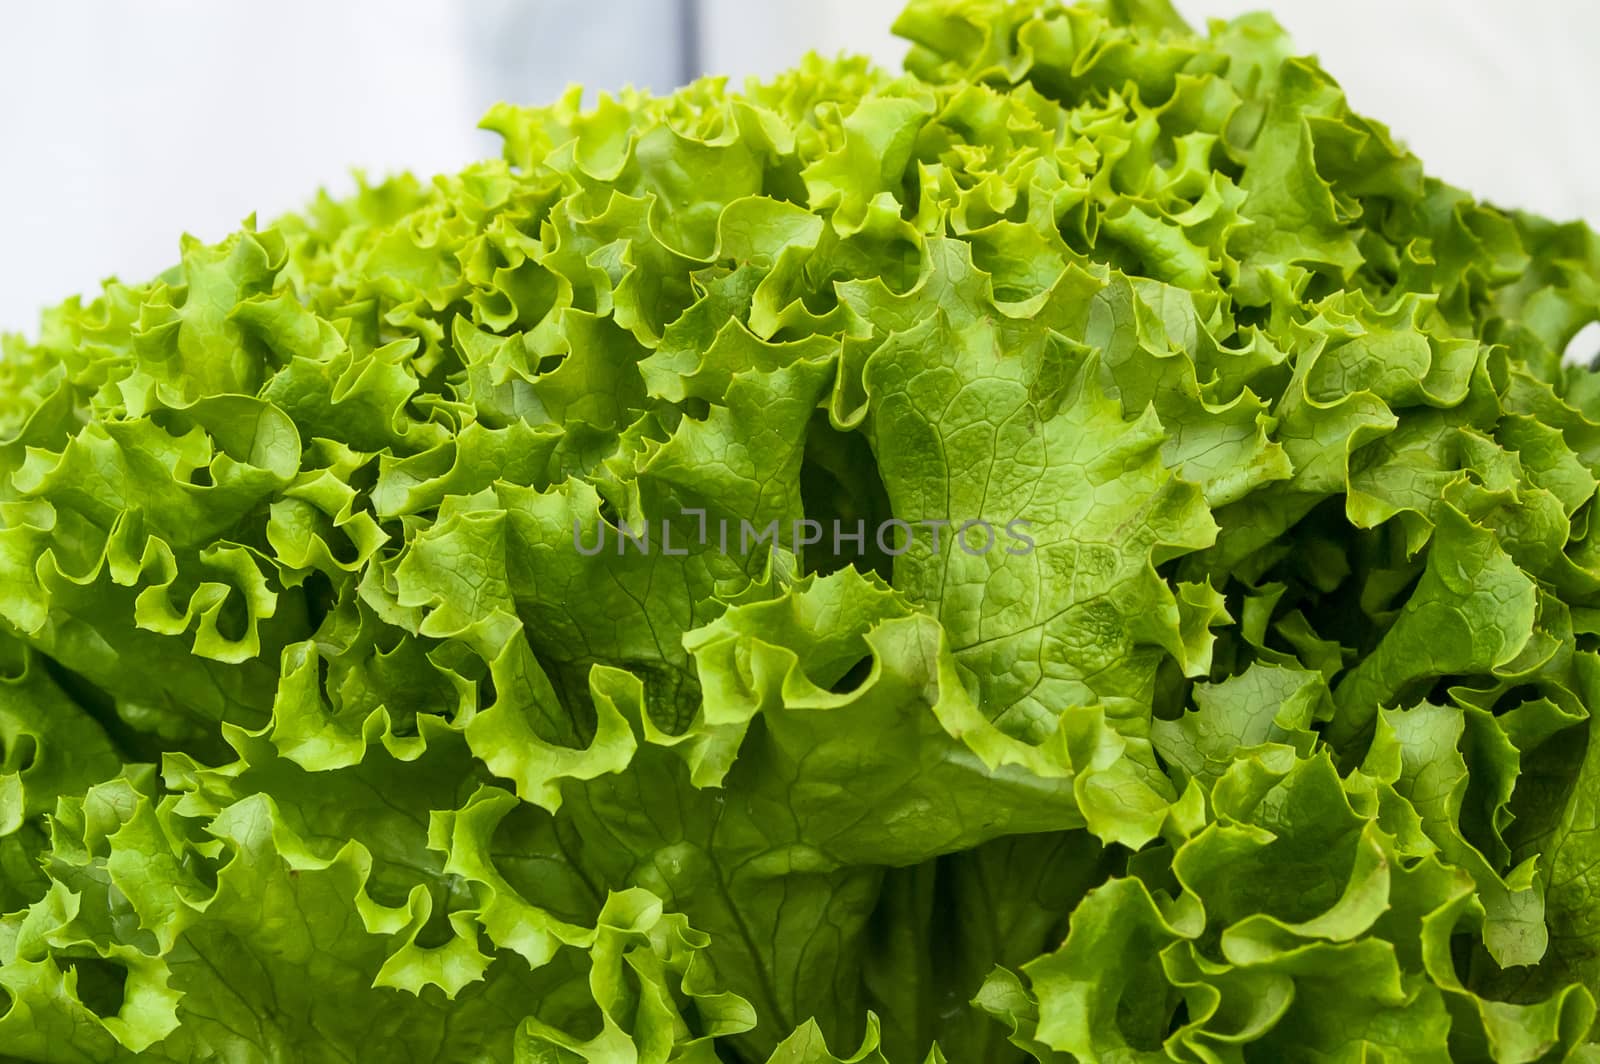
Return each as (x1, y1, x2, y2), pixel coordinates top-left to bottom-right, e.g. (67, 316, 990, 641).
(2, 1, 1596, 336)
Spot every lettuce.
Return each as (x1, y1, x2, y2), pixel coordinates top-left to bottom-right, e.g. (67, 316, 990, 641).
(2, 0, 1600, 1060)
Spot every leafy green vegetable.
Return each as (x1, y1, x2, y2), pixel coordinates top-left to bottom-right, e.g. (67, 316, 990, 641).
(2, 0, 1600, 1059)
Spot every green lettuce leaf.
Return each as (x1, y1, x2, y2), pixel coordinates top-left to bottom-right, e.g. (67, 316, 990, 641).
(2, 0, 1599, 1060)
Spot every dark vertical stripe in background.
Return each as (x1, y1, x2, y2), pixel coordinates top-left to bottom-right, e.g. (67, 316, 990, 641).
(679, 0, 702, 85)
(467, 0, 697, 122)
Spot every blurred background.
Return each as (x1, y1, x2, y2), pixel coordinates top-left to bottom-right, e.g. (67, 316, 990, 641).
(3, 0, 1597, 336)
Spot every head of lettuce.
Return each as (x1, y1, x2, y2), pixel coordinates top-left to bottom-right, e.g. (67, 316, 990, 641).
(2, 1, 1599, 1061)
